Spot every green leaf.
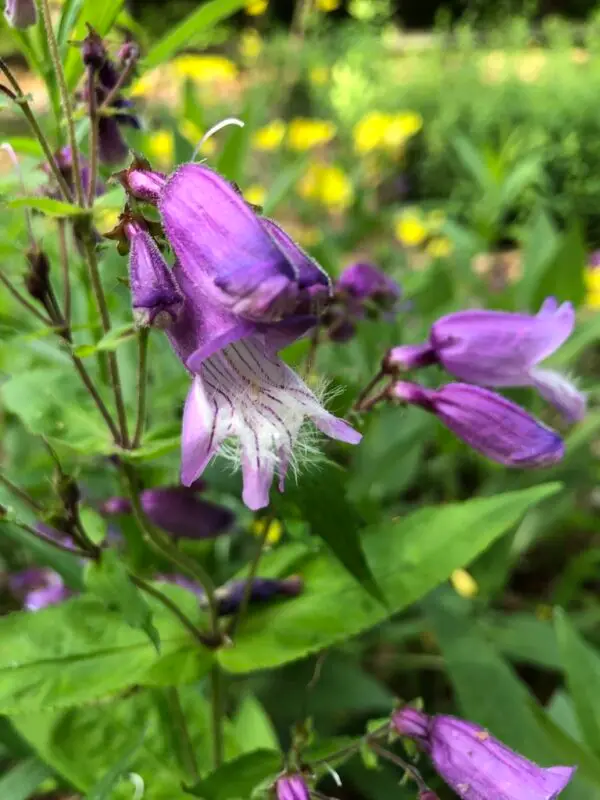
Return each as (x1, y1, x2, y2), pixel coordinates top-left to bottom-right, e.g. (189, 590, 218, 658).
(186, 749, 281, 799)
(85, 727, 146, 800)
(79, 506, 107, 546)
(234, 694, 281, 754)
(5, 197, 86, 217)
(519, 209, 559, 307)
(530, 219, 586, 309)
(216, 95, 258, 184)
(3, 138, 43, 158)
(0, 757, 53, 800)
(85, 551, 160, 650)
(555, 608, 600, 756)
(73, 324, 135, 358)
(219, 484, 561, 673)
(142, 0, 247, 70)
(274, 461, 386, 607)
(0, 588, 213, 715)
(57, 0, 86, 56)
(262, 158, 309, 215)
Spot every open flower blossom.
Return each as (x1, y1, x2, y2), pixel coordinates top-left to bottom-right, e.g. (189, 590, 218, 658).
(386, 299, 585, 423)
(120, 161, 361, 509)
(101, 485, 234, 540)
(276, 775, 311, 800)
(392, 707, 575, 800)
(390, 381, 564, 468)
(123, 218, 183, 328)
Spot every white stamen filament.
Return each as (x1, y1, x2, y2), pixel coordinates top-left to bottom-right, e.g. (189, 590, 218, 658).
(2, 142, 35, 248)
(192, 117, 244, 160)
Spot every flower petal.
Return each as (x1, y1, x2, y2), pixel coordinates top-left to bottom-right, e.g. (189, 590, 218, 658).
(180, 374, 233, 485)
(530, 368, 586, 422)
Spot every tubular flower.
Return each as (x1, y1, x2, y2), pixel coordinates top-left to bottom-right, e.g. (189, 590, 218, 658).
(8, 568, 72, 611)
(392, 708, 575, 800)
(390, 382, 564, 468)
(386, 298, 585, 423)
(120, 161, 360, 510)
(276, 775, 311, 800)
(101, 485, 234, 540)
(123, 218, 183, 328)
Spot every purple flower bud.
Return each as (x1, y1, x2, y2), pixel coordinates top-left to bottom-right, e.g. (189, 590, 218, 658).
(102, 486, 233, 539)
(157, 575, 303, 615)
(124, 220, 183, 328)
(392, 708, 576, 800)
(4, 0, 36, 28)
(276, 775, 310, 800)
(118, 167, 167, 203)
(387, 298, 585, 423)
(419, 792, 440, 800)
(81, 26, 107, 69)
(337, 262, 401, 309)
(8, 568, 71, 611)
(390, 381, 564, 468)
(117, 41, 140, 67)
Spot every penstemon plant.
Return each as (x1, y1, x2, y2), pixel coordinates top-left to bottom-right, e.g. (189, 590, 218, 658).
(0, 2, 591, 799)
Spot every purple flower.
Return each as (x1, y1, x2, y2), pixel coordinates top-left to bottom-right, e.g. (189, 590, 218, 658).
(123, 219, 183, 328)
(8, 568, 71, 611)
(43, 147, 106, 200)
(121, 162, 360, 510)
(588, 250, 600, 268)
(101, 485, 233, 540)
(386, 299, 584, 423)
(390, 381, 564, 468)
(4, 0, 36, 28)
(337, 262, 401, 309)
(276, 775, 311, 800)
(392, 708, 575, 800)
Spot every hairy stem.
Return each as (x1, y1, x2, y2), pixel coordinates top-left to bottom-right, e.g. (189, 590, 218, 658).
(86, 67, 98, 207)
(5, 518, 90, 559)
(0, 474, 42, 511)
(119, 461, 221, 641)
(133, 328, 149, 448)
(0, 59, 73, 202)
(81, 235, 130, 447)
(353, 369, 384, 411)
(38, 0, 84, 206)
(57, 220, 71, 326)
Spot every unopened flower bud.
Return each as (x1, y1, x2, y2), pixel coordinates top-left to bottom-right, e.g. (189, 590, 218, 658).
(275, 775, 310, 800)
(4, 0, 36, 28)
(24, 249, 50, 303)
(81, 26, 107, 69)
(124, 219, 183, 328)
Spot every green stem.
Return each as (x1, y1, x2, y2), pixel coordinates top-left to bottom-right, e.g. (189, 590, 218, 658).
(131, 575, 211, 648)
(81, 235, 130, 447)
(352, 369, 384, 412)
(310, 723, 391, 768)
(0, 58, 73, 202)
(228, 517, 272, 637)
(0, 474, 41, 511)
(0, 270, 53, 326)
(164, 686, 200, 781)
(70, 355, 122, 441)
(119, 461, 221, 641)
(4, 518, 90, 559)
(38, 0, 84, 206)
(369, 741, 428, 792)
(133, 329, 149, 448)
(57, 220, 71, 326)
(210, 665, 224, 769)
(86, 66, 98, 207)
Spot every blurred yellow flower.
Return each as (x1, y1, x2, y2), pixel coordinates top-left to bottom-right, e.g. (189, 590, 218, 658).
(239, 28, 263, 61)
(353, 111, 390, 154)
(383, 111, 423, 149)
(245, 0, 268, 14)
(585, 267, 600, 308)
(316, 0, 341, 9)
(173, 54, 238, 83)
(450, 568, 479, 599)
(426, 209, 446, 231)
(245, 184, 267, 207)
(587, 292, 600, 309)
(95, 208, 120, 234)
(148, 130, 173, 167)
(309, 66, 329, 86)
(394, 212, 427, 247)
(252, 119, 286, 151)
(353, 110, 422, 155)
(298, 162, 353, 212)
(180, 120, 217, 156)
(426, 237, 453, 259)
(131, 72, 155, 98)
(287, 118, 336, 151)
(251, 517, 283, 545)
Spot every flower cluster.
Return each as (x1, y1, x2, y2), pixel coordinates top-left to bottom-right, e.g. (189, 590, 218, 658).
(374, 299, 585, 468)
(117, 159, 361, 509)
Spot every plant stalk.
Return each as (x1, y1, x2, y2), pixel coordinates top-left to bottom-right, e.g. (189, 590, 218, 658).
(133, 328, 149, 448)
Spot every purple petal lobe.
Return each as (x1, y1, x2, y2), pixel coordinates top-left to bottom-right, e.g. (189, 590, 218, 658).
(181, 374, 233, 486)
(276, 776, 311, 800)
(337, 261, 401, 305)
(530, 368, 586, 423)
